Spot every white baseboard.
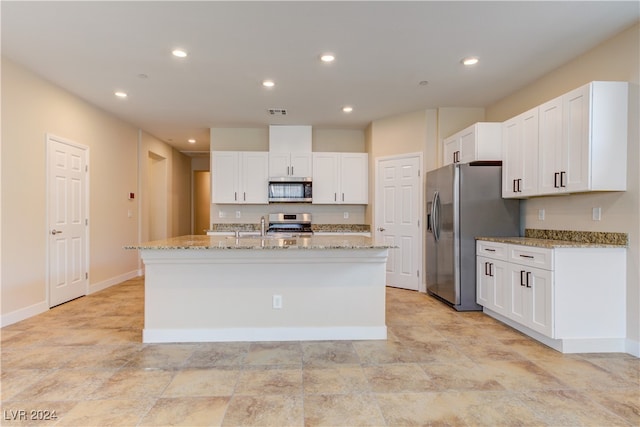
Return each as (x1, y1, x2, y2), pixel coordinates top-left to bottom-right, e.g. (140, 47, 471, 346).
(88, 269, 141, 294)
(1, 300, 48, 327)
(143, 326, 388, 343)
(626, 338, 640, 357)
(484, 308, 630, 355)
(1, 270, 142, 327)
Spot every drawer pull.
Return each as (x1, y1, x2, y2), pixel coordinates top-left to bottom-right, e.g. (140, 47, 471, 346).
(519, 254, 535, 259)
(485, 248, 496, 252)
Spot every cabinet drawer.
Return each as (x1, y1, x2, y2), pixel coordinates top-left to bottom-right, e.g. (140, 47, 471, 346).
(476, 240, 508, 260)
(508, 245, 553, 270)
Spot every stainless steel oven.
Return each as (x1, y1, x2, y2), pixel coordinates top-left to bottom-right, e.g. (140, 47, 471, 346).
(266, 213, 313, 236)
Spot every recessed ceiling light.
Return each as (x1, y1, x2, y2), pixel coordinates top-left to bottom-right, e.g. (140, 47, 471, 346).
(115, 91, 128, 98)
(320, 54, 335, 63)
(461, 56, 479, 66)
(172, 49, 188, 58)
(262, 80, 275, 88)
(342, 106, 353, 113)
(188, 139, 196, 144)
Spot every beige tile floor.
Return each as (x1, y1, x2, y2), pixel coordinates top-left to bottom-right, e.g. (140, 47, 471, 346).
(1, 277, 638, 426)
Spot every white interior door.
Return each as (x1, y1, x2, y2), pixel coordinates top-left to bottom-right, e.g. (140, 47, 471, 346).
(375, 154, 422, 291)
(47, 135, 89, 307)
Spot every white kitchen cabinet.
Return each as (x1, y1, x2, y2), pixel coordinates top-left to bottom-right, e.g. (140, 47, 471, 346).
(269, 152, 312, 178)
(442, 122, 502, 166)
(312, 152, 368, 204)
(477, 257, 509, 317)
(502, 108, 538, 198)
(476, 239, 626, 353)
(211, 151, 268, 204)
(537, 81, 628, 195)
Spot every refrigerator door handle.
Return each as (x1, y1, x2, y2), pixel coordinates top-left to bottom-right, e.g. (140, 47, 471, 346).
(432, 191, 441, 242)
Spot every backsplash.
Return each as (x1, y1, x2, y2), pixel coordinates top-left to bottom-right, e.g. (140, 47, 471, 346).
(524, 228, 628, 246)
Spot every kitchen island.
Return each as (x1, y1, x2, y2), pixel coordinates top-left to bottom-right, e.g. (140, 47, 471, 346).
(127, 235, 392, 343)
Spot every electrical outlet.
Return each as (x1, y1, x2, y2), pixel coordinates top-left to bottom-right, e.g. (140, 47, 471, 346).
(538, 209, 545, 221)
(218, 211, 225, 218)
(592, 207, 602, 221)
(235, 211, 241, 219)
(272, 294, 282, 309)
(343, 212, 349, 219)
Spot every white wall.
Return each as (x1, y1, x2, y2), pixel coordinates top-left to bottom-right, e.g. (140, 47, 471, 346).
(0, 57, 189, 326)
(485, 23, 640, 353)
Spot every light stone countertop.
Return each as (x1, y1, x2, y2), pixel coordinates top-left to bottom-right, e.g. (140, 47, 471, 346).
(476, 236, 627, 249)
(126, 234, 394, 250)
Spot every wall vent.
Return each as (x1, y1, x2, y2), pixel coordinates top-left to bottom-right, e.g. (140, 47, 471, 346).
(268, 108, 287, 116)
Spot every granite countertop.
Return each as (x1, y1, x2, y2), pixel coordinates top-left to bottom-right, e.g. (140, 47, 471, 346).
(126, 234, 394, 250)
(207, 223, 371, 233)
(477, 229, 628, 249)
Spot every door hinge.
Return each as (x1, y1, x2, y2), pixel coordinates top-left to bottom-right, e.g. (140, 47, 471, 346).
(85, 218, 88, 226)
(85, 272, 88, 280)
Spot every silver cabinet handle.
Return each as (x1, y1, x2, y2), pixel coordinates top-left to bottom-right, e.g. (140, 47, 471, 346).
(51, 229, 63, 235)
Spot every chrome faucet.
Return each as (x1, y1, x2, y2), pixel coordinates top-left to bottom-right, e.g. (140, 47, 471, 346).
(260, 216, 266, 236)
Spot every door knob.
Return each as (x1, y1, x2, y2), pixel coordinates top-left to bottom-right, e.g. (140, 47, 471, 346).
(378, 227, 386, 232)
(51, 229, 63, 235)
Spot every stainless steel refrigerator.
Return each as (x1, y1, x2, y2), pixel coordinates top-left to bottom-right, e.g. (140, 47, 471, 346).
(426, 162, 520, 311)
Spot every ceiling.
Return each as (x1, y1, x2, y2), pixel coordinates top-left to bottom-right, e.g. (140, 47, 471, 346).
(2, 1, 638, 153)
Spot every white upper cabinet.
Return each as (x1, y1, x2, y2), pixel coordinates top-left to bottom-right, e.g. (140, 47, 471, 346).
(211, 151, 268, 204)
(269, 152, 312, 178)
(502, 108, 539, 198)
(312, 152, 368, 204)
(537, 81, 628, 195)
(502, 81, 628, 198)
(443, 122, 502, 165)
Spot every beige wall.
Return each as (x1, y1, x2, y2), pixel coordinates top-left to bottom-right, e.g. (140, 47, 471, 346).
(485, 23, 640, 349)
(1, 58, 190, 325)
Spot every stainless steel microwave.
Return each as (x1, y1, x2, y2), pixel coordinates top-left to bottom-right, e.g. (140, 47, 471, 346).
(268, 178, 312, 203)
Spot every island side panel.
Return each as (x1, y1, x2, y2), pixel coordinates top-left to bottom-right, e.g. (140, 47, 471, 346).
(141, 248, 388, 342)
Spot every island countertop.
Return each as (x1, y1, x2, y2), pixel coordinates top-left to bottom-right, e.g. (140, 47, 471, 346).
(126, 234, 395, 250)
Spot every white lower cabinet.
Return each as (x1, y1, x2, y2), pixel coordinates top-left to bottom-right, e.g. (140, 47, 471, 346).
(476, 239, 626, 353)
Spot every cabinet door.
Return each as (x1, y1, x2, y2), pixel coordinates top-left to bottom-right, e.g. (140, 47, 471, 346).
(520, 109, 539, 196)
(507, 265, 528, 325)
(340, 153, 368, 204)
(241, 152, 268, 204)
(477, 256, 493, 308)
(507, 263, 553, 337)
(458, 128, 477, 164)
(502, 117, 522, 198)
(563, 85, 590, 192)
(502, 109, 538, 198)
(211, 152, 239, 203)
(443, 135, 460, 165)
(290, 152, 312, 177)
(312, 153, 340, 203)
(528, 266, 553, 337)
(478, 257, 509, 316)
(268, 152, 291, 177)
(538, 96, 564, 195)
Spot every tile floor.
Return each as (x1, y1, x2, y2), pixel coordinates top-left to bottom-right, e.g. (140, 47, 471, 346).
(1, 277, 638, 426)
